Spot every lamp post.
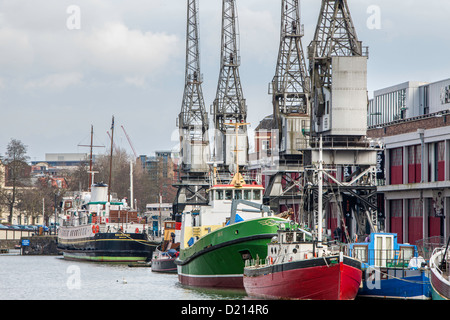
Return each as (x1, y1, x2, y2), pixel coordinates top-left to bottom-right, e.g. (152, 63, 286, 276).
(54, 190, 61, 235)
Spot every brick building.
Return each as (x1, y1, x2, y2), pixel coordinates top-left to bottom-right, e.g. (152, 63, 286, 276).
(368, 78, 450, 244)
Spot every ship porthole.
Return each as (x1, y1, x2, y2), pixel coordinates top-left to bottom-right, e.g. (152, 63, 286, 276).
(293, 248, 297, 254)
(235, 230, 239, 235)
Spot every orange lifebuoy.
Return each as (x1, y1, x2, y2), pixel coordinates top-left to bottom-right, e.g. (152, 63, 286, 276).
(135, 228, 139, 233)
(270, 256, 274, 265)
(92, 225, 96, 234)
(95, 225, 100, 233)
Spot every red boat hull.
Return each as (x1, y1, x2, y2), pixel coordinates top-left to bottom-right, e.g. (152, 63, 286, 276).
(243, 255, 362, 300)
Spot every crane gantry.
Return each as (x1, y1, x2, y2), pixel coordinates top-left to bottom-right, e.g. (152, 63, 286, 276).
(212, 0, 249, 177)
(174, 0, 211, 214)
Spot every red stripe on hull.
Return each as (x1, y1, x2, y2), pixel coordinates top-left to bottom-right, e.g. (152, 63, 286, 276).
(178, 273, 244, 289)
(431, 269, 450, 299)
(244, 262, 361, 300)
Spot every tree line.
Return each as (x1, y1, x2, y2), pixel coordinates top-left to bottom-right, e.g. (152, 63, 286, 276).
(0, 139, 177, 225)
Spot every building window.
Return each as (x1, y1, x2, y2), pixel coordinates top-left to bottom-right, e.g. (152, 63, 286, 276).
(408, 145, 421, 183)
(390, 148, 403, 185)
(390, 200, 403, 218)
(437, 141, 445, 182)
(407, 198, 423, 244)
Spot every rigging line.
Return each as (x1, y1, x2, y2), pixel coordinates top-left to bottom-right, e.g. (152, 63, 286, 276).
(366, 267, 430, 285)
(116, 230, 158, 248)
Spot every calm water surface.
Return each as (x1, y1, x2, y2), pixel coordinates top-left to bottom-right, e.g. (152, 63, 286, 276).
(0, 253, 246, 300)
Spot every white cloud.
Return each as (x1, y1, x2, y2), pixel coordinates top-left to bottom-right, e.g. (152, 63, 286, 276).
(77, 22, 181, 79)
(24, 72, 83, 90)
(0, 27, 34, 72)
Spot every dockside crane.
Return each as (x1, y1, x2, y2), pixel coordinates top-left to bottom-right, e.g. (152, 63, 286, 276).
(264, 0, 311, 217)
(173, 0, 211, 214)
(121, 125, 138, 159)
(308, 0, 367, 140)
(302, 0, 382, 239)
(212, 0, 249, 178)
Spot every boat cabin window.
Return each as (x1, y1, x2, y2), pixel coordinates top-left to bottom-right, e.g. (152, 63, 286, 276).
(285, 232, 294, 243)
(296, 232, 306, 242)
(253, 190, 261, 200)
(244, 190, 251, 200)
(399, 246, 414, 261)
(352, 245, 368, 263)
(215, 190, 224, 200)
(234, 190, 242, 200)
(165, 222, 175, 229)
(374, 234, 394, 267)
(225, 190, 232, 200)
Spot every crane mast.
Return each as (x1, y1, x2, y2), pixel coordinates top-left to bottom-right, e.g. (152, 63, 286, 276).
(272, 0, 310, 120)
(300, 0, 380, 239)
(212, 0, 248, 176)
(264, 0, 310, 216)
(174, 0, 210, 214)
(308, 0, 367, 138)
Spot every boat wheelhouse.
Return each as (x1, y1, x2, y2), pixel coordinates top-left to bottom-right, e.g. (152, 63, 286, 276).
(176, 173, 285, 288)
(348, 233, 431, 300)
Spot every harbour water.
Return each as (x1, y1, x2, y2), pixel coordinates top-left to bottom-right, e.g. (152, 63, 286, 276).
(0, 252, 246, 300)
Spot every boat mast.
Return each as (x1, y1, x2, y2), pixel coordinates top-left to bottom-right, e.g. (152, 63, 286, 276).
(130, 160, 134, 210)
(318, 135, 323, 243)
(108, 116, 115, 202)
(78, 125, 103, 191)
(88, 125, 94, 191)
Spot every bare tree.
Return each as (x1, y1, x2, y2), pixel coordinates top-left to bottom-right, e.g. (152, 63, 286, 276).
(0, 139, 30, 223)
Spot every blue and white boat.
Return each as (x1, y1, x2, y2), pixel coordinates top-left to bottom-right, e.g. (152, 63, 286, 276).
(348, 233, 431, 300)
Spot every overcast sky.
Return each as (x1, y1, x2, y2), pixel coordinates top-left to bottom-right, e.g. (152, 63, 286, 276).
(0, 0, 449, 161)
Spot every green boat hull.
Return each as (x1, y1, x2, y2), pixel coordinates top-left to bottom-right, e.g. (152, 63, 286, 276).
(176, 217, 285, 288)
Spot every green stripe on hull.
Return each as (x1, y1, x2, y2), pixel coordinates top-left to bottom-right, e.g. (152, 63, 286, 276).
(178, 236, 273, 276)
(177, 217, 285, 277)
(63, 252, 147, 263)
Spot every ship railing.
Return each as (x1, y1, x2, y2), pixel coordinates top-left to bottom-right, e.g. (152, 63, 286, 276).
(416, 236, 445, 261)
(430, 247, 450, 276)
(326, 241, 348, 255)
(350, 248, 418, 269)
(245, 247, 317, 268)
(60, 216, 90, 227)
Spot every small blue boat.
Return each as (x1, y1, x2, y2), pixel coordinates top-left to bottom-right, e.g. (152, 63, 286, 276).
(348, 233, 431, 300)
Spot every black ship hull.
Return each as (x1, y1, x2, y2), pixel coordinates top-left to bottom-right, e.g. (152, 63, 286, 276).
(58, 232, 157, 263)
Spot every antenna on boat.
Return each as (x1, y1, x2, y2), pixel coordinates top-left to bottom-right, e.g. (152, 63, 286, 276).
(78, 125, 105, 191)
(108, 115, 115, 202)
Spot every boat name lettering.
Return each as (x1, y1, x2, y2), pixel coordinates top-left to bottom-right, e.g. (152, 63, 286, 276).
(115, 234, 128, 238)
